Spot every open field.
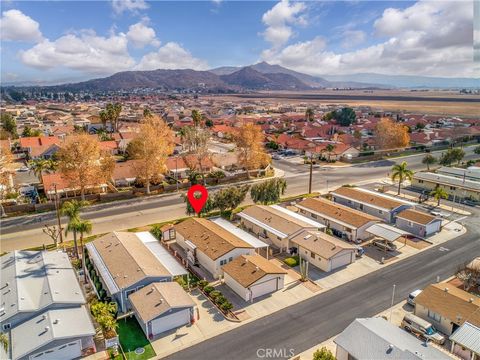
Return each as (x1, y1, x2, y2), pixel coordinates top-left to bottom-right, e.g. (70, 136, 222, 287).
(206, 90, 480, 117)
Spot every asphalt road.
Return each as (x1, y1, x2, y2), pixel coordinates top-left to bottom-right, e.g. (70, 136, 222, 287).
(167, 208, 480, 360)
(1, 145, 477, 250)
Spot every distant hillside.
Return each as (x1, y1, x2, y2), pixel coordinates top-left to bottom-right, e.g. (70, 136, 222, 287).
(219, 67, 311, 90)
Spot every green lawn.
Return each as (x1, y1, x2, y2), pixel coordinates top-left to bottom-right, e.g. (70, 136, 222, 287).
(117, 317, 156, 360)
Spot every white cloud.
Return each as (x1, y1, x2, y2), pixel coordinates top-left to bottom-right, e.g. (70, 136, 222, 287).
(20, 30, 135, 74)
(263, 0, 477, 77)
(111, 0, 149, 15)
(126, 19, 160, 48)
(261, 0, 306, 52)
(341, 30, 366, 49)
(0, 9, 42, 42)
(135, 42, 208, 70)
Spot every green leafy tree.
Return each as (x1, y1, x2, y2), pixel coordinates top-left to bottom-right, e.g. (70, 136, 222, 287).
(334, 107, 356, 126)
(305, 108, 315, 122)
(213, 185, 250, 216)
(250, 178, 287, 204)
(313, 347, 336, 360)
(430, 187, 449, 206)
(191, 109, 202, 127)
(1, 113, 18, 138)
(183, 193, 216, 216)
(61, 200, 89, 259)
(439, 148, 465, 166)
(0, 332, 8, 353)
(422, 154, 437, 171)
(91, 302, 117, 334)
(391, 161, 414, 195)
(323, 144, 336, 162)
(205, 118, 214, 128)
(473, 145, 480, 155)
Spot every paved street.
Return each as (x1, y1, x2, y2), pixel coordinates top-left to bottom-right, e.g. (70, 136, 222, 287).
(0, 145, 477, 251)
(167, 207, 480, 360)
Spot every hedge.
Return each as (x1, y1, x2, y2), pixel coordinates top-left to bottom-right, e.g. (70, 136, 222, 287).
(203, 285, 214, 294)
(284, 257, 299, 267)
(209, 290, 221, 299)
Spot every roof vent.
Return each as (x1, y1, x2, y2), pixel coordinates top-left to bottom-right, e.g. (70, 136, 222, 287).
(255, 266, 259, 272)
(469, 298, 474, 303)
(53, 319, 59, 324)
(444, 287, 449, 292)
(44, 326, 50, 331)
(304, 235, 312, 240)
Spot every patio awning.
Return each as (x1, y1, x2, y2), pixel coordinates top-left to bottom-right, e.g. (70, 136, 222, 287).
(211, 217, 269, 249)
(85, 242, 120, 295)
(271, 205, 326, 229)
(365, 223, 408, 242)
(136, 231, 188, 277)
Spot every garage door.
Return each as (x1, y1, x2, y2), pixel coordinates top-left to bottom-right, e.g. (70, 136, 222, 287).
(250, 277, 278, 300)
(151, 308, 190, 336)
(331, 252, 352, 270)
(30, 340, 81, 360)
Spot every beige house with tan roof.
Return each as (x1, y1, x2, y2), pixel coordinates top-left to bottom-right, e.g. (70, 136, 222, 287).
(129, 282, 195, 338)
(296, 197, 380, 243)
(237, 205, 325, 252)
(172, 218, 255, 278)
(331, 186, 414, 223)
(290, 230, 357, 272)
(85, 231, 187, 312)
(414, 283, 480, 335)
(395, 208, 441, 238)
(222, 254, 287, 302)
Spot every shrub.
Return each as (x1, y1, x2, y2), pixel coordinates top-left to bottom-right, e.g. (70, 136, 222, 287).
(150, 224, 162, 240)
(71, 258, 82, 270)
(220, 301, 233, 312)
(209, 290, 221, 299)
(95, 281, 102, 292)
(99, 289, 106, 300)
(198, 280, 209, 289)
(284, 257, 298, 267)
(215, 295, 227, 305)
(203, 285, 214, 294)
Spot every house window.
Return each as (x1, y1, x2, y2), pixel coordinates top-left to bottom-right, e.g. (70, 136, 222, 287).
(450, 186, 456, 190)
(310, 252, 315, 259)
(277, 236, 282, 240)
(311, 213, 317, 219)
(359, 204, 364, 210)
(228, 257, 233, 262)
(427, 310, 441, 322)
(348, 200, 352, 204)
(333, 197, 337, 202)
(2, 323, 11, 330)
(418, 180, 424, 184)
(262, 229, 267, 238)
(169, 229, 176, 239)
(220, 259, 227, 266)
(379, 210, 383, 214)
(408, 221, 413, 227)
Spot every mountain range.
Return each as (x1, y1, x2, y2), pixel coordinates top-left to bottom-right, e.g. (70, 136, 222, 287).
(3, 62, 478, 92)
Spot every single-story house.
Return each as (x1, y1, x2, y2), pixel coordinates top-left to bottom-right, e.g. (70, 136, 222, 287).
(19, 136, 62, 160)
(0, 250, 87, 330)
(170, 218, 255, 278)
(111, 160, 139, 187)
(412, 172, 480, 202)
(166, 155, 214, 180)
(10, 306, 96, 360)
(296, 197, 381, 243)
(237, 204, 325, 252)
(395, 209, 442, 238)
(129, 282, 195, 338)
(334, 317, 452, 360)
(42, 172, 108, 200)
(222, 254, 287, 302)
(331, 186, 413, 223)
(290, 230, 356, 272)
(85, 231, 187, 312)
(414, 283, 480, 335)
(437, 167, 480, 182)
(450, 322, 480, 360)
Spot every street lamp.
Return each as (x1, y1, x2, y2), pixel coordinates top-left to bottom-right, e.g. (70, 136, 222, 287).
(389, 284, 396, 322)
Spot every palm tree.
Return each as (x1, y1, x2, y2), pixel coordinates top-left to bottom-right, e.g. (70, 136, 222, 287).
(75, 218, 92, 283)
(324, 144, 336, 162)
(61, 200, 88, 258)
(305, 108, 314, 122)
(191, 109, 202, 127)
(29, 158, 57, 181)
(391, 161, 414, 195)
(430, 187, 449, 206)
(422, 154, 437, 171)
(99, 110, 109, 129)
(0, 332, 8, 353)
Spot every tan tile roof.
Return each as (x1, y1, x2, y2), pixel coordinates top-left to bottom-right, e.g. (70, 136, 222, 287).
(222, 254, 286, 288)
(297, 197, 380, 228)
(332, 187, 404, 210)
(240, 205, 314, 236)
(91, 232, 172, 289)
(174, 218, 253, 260)
(290, 230, 356, 259)
(415, 283, 480, 327)
(129, 282, 195, 323)
(397, 209, 437, 225)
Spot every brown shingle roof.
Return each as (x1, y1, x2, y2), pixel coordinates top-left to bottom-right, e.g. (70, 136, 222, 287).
(129, 282, 195, 323)
(91, 232, 172, 290)
(174, 218, 253, 260)
(397, 209, 437, 225)
(222, 254, 286, 288)
(332, 187, 405, 210)
(415, 283, 480, 327)
(240, 205, 315, 236)
(297, 197, 380, 228)
(290, 230, 356, 259)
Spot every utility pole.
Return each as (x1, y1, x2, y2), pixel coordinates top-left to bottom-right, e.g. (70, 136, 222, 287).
(389, 284, 396, 322)
(53, 183, 63, 244)
(308, 153, 313, 194)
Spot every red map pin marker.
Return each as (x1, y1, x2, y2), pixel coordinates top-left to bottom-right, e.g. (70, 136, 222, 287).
(187, 184, 209, 215)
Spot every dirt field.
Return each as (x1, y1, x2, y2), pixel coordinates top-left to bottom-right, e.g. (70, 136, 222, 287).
(205, 90, 480, 117)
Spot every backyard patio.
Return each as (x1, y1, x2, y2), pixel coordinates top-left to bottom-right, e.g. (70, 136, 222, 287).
(117, 317, 156, 360)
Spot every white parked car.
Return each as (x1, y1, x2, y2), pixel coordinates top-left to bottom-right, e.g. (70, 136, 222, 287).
(407, 289, 422, 306)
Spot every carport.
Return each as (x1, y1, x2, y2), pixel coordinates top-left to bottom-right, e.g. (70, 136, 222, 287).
(365, 223, 409, 242)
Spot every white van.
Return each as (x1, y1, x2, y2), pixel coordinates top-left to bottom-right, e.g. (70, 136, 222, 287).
(407, 289, 422, 306)
(401, 313, 445, 345)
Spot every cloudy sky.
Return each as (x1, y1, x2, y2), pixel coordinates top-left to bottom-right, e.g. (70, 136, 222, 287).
(1, 0, 478, 84)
